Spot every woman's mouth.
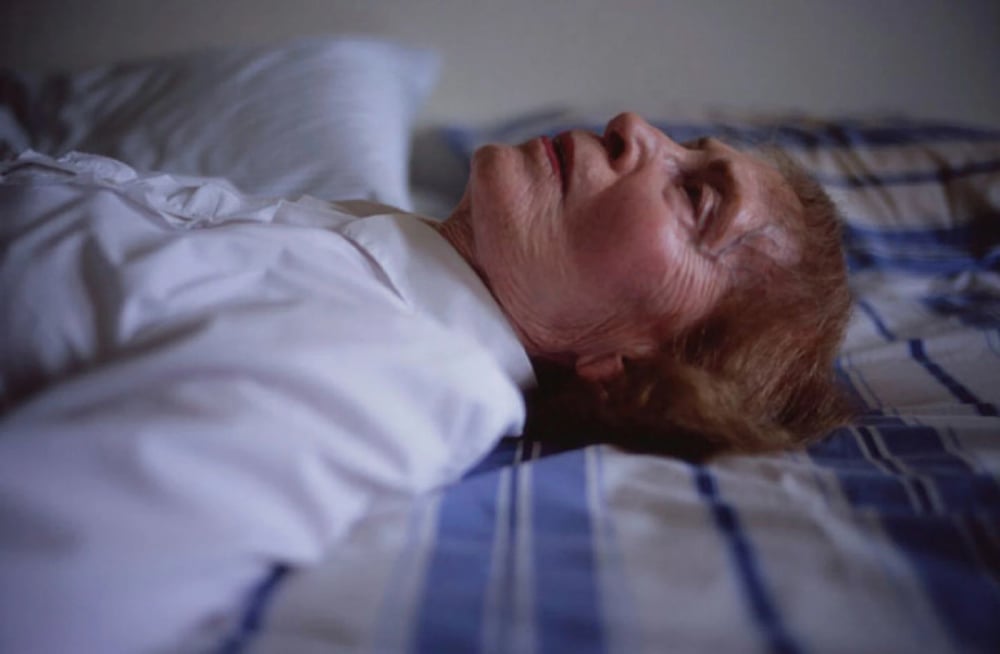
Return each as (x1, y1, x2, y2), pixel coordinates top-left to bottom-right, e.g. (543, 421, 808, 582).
(541, 135, 563, 190)
(553, 132, 573, 193)
(541, 133, 573, 194)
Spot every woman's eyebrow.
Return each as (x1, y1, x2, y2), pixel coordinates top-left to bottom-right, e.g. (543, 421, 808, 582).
(706, 157, 735, 185)
(683, 136, 710, 150)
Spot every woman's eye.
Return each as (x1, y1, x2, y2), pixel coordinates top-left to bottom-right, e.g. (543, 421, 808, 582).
(684, 183, 717, 235)
(684, 184, 708, 227)
(684, 184, 702, 208)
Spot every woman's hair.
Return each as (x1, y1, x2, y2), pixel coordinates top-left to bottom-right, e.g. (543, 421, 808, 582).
(526, 147, 854, 461)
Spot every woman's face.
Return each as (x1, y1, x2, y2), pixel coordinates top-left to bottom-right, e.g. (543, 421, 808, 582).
(462, 112, 801, 370)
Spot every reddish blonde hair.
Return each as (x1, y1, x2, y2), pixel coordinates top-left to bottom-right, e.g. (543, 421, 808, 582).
(526, 148, 854, 461)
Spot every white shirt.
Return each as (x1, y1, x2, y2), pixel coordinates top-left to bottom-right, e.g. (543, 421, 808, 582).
(0, 152, 535, 653)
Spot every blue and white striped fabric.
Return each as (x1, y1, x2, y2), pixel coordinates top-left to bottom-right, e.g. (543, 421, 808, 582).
(215, 114, 1000, 654)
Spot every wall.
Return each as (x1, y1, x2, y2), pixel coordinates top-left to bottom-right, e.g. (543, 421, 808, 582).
(2, 0, 998, 127)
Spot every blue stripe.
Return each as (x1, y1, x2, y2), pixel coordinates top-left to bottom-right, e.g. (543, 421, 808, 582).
(215, 564, 291, 654)
(814, 158, 1000, 189)
(493, 441, 524, 654)
(465, 436, 522, 477)
(846, 256, 999, 275)
(692, 466, 802, 654)
(810, 427, 920, 513)
(908, 339, 998, 415)
(531, 449, 606, 654)
(843, 219, 1000, 274)
(415, 439, 607, 654)
(834, 358, 874, 409)
(836, 353, 885, 410)
(859, 426, 938, 513)
(843, 219, 1000, 248)
(650, 121, 998, 150)
(414, 468, 503, 653)
(812, 421, 1000, 515)
(923, 293, 1000, 329)
(876, 424, 1000, 510)
(856, 299, 896, 341)
(846, 251, 1000, 275)
(813, 420, 1000, 508)
(879, 515, 1000, 651)
(963, 514, 1000, 581)
(810, 417, 1000, 650)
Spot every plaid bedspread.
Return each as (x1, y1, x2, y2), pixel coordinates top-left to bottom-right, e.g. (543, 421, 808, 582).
(212, 116, 1000, 654)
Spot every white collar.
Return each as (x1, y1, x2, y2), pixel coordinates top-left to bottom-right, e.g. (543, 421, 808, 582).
(340, 213, 537, 390)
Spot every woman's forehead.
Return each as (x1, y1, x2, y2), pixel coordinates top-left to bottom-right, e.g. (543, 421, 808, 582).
(706, 145, 803, 265)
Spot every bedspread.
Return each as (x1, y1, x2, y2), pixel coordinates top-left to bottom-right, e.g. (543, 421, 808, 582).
(211, 116, 1000, 654)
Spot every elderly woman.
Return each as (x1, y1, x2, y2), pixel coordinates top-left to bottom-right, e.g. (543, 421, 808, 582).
(0, 112, 850, 652)
(438, 112, 851, 459)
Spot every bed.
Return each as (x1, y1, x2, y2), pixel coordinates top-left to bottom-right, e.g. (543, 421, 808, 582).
(1, 37, 998, 654)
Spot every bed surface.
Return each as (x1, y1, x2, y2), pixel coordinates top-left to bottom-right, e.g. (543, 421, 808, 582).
(209, 114, 1000, 654)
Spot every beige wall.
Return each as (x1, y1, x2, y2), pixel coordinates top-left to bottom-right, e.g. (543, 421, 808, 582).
(2, 0, 998, 127)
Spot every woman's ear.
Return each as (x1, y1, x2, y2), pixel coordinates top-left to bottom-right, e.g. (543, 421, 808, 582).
(575, 352, 625, 382)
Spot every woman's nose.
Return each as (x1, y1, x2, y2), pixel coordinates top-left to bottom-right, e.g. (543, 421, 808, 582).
(604, 112, 676, 172)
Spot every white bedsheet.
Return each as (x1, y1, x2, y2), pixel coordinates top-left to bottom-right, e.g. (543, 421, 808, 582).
(0, 152, 530, 653)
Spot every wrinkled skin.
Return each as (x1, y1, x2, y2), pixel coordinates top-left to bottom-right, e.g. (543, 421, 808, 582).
(437, 112, 802, 382)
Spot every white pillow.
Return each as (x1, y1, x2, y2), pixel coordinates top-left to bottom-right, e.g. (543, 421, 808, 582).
(2, 37, 439, 210)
